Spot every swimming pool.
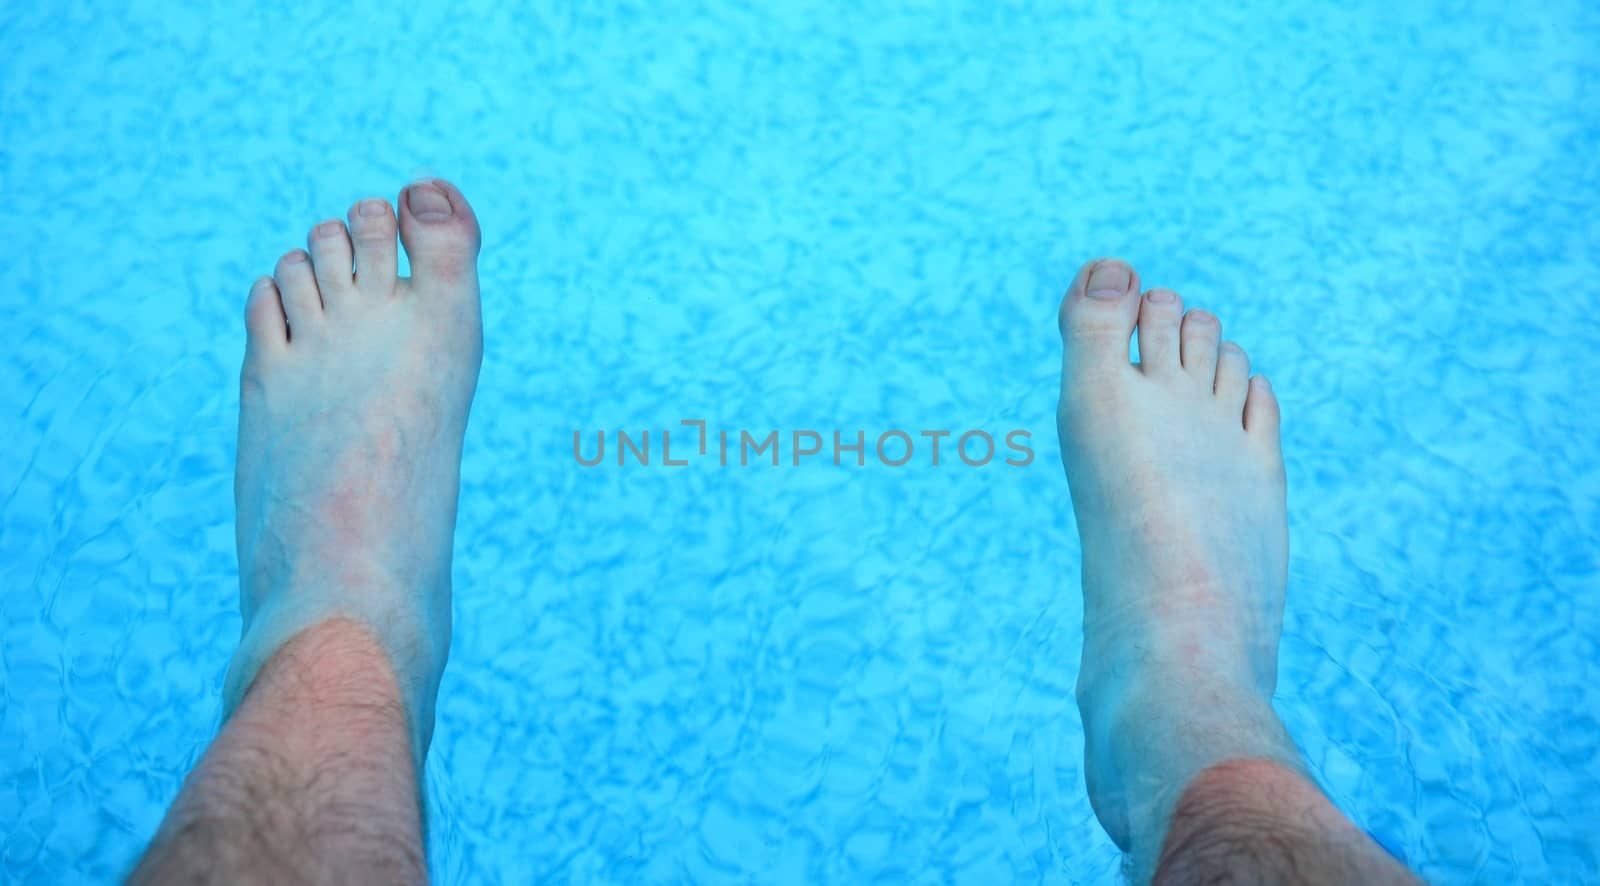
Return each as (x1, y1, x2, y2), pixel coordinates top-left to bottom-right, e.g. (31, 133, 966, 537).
(3, 0, 1596, 881)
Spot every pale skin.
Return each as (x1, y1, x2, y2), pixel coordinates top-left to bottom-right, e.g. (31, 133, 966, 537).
(1058, 258, 1420, 883)
(130, 178, 480, 885)
(129, 183, 1417, 883)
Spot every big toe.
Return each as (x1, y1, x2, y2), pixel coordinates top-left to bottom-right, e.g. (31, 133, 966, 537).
(398, 178, 481, 290)
(1059, 259, 1141, 374)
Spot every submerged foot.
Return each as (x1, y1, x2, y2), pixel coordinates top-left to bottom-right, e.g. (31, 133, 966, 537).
(227, 179, 483, 765)
(1056, 259, 1300, 874)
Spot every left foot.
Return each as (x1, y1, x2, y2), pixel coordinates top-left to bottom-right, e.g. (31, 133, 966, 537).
(226, 179, 483, 764)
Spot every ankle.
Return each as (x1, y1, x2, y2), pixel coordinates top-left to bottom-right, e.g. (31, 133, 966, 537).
(243, 618, 412, 732)
(1078, 660, 1299, 858)
(1090, 663, 1293, 777)
(225, 600, 445, 770)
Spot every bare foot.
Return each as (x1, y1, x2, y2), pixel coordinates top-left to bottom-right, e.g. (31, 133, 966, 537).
(226, 179, 483, 766)
(1056, 258, 1298, 876)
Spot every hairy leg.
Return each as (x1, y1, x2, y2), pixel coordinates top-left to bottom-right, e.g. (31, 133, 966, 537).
(1156, 759, 1417, 884)
(128, 619, 424, 885)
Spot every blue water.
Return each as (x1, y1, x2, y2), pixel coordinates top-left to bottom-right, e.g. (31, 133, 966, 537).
(3, 1, 1598, 882)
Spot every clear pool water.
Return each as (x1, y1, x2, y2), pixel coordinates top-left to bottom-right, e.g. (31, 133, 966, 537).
(3, 1, 1598, 882)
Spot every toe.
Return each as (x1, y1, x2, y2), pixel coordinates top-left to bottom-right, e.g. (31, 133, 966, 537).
(397, 178, 481, 291)
(1241, 374, 1280, 431)
(307, 220, 356, 308)
(244, 276, 288, 351)
(1180, 309, 1222, 382)
(1214, 341, 1251, 415)
(348, 198, 398, 296)
(274, 249, 322, 335)
(1241, 374, 1280, 460)
(1058, 258, 1142, 373)
(1135, 288, 1183, 374)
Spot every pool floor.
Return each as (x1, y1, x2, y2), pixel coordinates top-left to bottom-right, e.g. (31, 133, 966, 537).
(2, 1, 1598, 881)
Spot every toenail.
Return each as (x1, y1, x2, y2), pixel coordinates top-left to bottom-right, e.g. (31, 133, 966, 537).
(283, 250, 308, 263)
(1085, 263, 1130, 300)
(358, 199, 387, 218)
(314, 220, 344, 239)
(407, 182, 453, 221)
(1148, 289, 1176, 303)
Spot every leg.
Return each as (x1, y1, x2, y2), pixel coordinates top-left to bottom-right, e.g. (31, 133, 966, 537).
(131, 180, 483, 882)
(128, 620, 425, 884)
(1155, 758, 1414, 883)
(1055, 259, 1417, 884)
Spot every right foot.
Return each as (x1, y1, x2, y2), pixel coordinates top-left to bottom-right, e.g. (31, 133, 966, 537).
(1055, 259, 1299, 868)
(226, 179, 483, 766)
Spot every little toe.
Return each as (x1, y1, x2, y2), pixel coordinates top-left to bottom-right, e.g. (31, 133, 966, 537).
(1058, 258, 1142, 374)
(1180, 309, 1222, 383)
(273, 249, 322, 335)
(1136, 288, 1184, 375)
(397, 178, 481, 293)
(348, 198, 398, 296)
(1214, 341, 1251, 415)
(307, 220, 356, 309)
(1244, 375, 1281, 439)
